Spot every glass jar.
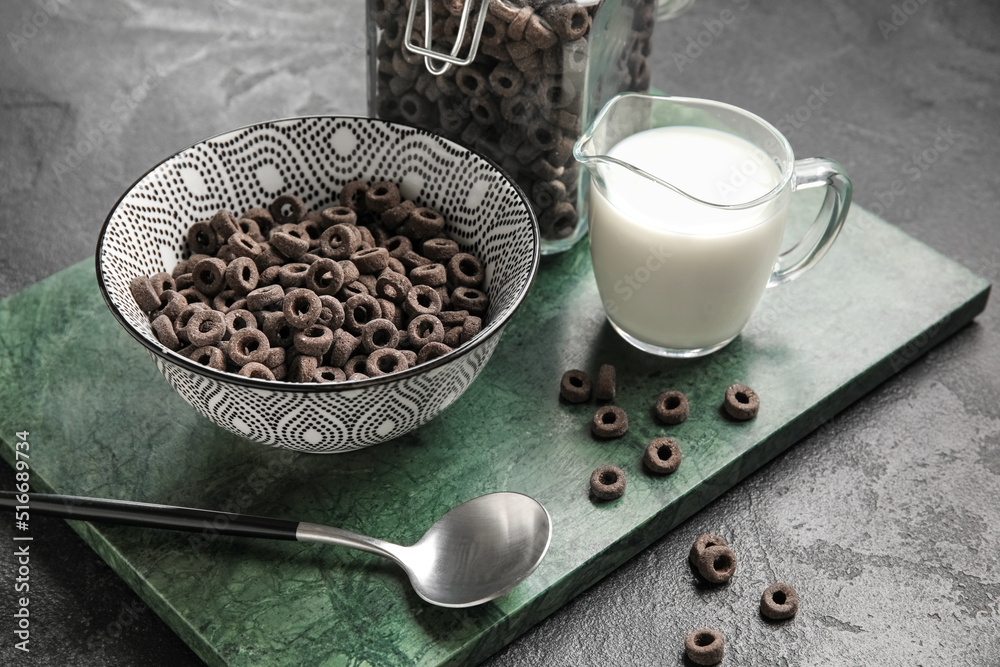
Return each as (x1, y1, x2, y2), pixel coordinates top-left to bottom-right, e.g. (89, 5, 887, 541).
(366, 0, 679, 254)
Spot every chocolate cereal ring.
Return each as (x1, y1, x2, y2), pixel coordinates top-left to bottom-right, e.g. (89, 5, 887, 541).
(227, 232, 263, 260)
(178, 287, 211, 308)
(443, 326, 462, 347)
(238, 362, 275, 380)
(416, 341, 452, 364)
(422, 237, 459, 262)
(328, 329, 360, 368)
(282, 288, 322, 330)
(211, 290, 239, 313)
(450, 286, 488, 313)
(364, 181, 401, 213)
(269, 194, 306, 226)
(186, 309, 226, 347)
(407, 314, 445, 349)
(148, 272, 176, 296)
(366, 348, 410, 376)
(361, 318, 400, 353)
(304, 258, 345, 296)
(343, 294, 382, 335)
(409, 262, 447, 287)
(151, 314, 181, 350)
(595, 363, 616, 401)
(399, 250, 432, 271)
(447, 253, 485, 287)
(270, 230, 310, 259)
(689, 533, 729, 567)
(191, 258, 227, 296)
(319, 205, 357, 229)
(186, 221, 219, 255)
(227, 328, 270, 366)
(316, 295, 345, 330)
(459, 315, 481, 343)
(156, 290, 187, 321)
(403, 284, 443, 317)
(590, 465, 626, 500)
(339, 180, 369, 211)
(591, 405, 628, 438)
(224, 309, 256, 338)
(406, 207, 446, 238)
(277, 263, 310, 289)
(338, 259, 361, 286)
(381, 200, 415, 230)
(643, 437, 682, 475)
(760, 583, 799, 620)
(343, 354, 369, 377)
(655, 390, 689, 425)
(696, 545, 737, 584)
(437, 309, 468, 326)
(225, 257, 259, 296)
(351, 247, 390, 274)
(320, 223, 363, 260)
(289, 354, 319, 383)
(246, 284, 284, 311)
(312, 366, 346, 383)
(560, 369, 591, 403)
(129, 276, 160, 312)
(259, 312, 294, 348)
(189, 345, 226, 371)
(724, 383, 759, 420)
(684, 628, 724, 666)
(293, 325, 334, 357)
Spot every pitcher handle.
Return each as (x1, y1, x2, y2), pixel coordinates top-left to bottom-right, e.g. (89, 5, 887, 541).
(767, 157, 852, 288)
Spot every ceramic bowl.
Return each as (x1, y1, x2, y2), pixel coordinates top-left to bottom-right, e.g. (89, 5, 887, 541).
(97, 116, 539, 453)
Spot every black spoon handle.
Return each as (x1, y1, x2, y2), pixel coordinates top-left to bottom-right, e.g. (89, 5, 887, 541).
(0, 490, 298, 541)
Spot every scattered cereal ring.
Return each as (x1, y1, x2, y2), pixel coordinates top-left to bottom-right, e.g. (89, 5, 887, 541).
(696, 545, 737, 584)
(724, 383, 759, 420)
(406, 207, 446, 238)
(684, 628, 724, 666)
(227, 232, 263, 259)
(591, 405, 628, 438)
(320, 205, 357, 229)
(191, 258, 227, 296)
(376, 270, 412, 303)
(381, 200, 416, 230)
(339, 180, 369, 211)
(689, 533, 729, 568)
(760, 583, 799, 620)
(259, 312, 295, 348)
(270, 230, 310, 259)
(148, 272, 176, 296)
(277, 263, 310, 289)
(559, 369, 590, 403)
(590, 465, 626, 500)
(289, 354, 319, 382)
(459, 315, 481, 343)
(156, 290, 187, 321)
(316, 295, 345, 330)
(655, 390, 689, 425)
(643, 437, 682, 475)
(438, 309, 468, 326)
(328, 329, 360, 368)
(595, 363, 616, 401)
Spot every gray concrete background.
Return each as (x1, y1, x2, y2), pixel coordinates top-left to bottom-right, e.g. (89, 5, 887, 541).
(1, 0, 998, 665)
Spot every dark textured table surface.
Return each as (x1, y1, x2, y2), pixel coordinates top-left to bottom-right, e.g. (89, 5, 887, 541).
(1, 1, 998, 665)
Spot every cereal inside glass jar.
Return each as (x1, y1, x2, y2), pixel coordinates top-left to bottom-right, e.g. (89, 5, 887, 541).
(366, 0, 659, 253)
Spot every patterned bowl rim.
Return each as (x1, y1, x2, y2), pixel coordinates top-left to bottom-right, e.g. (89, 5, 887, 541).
(96, 114, 541, 393)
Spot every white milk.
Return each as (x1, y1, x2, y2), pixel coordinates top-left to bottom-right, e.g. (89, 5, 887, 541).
(589, 125, 789, 352)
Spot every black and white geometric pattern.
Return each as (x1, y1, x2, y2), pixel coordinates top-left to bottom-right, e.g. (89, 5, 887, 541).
(97, 116, 539, 453)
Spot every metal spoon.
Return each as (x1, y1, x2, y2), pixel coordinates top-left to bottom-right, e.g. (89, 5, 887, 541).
(0, 490, 551, 608)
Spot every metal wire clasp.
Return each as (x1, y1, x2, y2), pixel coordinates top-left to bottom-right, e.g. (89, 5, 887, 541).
(402, 0, 492, 76)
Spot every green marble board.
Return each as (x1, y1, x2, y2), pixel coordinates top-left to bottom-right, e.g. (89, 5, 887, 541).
(0, 196, 990, 667)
